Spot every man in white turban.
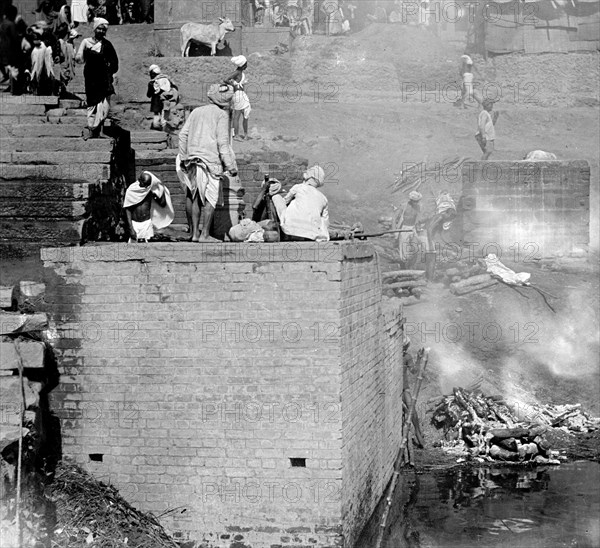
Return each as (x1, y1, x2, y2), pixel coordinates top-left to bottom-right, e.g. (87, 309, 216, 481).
(224, 55, 252, 140)
(177, 84, 238, 241)
(269, 165, 330, 242)
(75, 18, 118, 139)
(395, 190, 424, 268)
(147, 64, 180, 131)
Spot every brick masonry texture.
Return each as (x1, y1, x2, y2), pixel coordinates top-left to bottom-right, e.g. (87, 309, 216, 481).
(461, 160, 590, 257)
(42, 242, 403, 547)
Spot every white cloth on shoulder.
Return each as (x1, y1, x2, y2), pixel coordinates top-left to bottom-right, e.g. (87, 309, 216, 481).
(124, 172, 175, 231)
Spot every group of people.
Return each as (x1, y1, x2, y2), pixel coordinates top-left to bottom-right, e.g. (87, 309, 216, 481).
(35, 0, 153, 26)
(0, 4, 80, 96)
(126, 55, 330, 245)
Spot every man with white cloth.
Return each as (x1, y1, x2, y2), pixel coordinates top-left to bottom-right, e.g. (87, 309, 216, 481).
(177, 83, 238, 242)
(270, 165, 330, 242)
(124, 171, 174, 242)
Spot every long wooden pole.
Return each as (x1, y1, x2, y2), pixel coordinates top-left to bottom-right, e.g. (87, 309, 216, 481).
(374, 348, 430, 548)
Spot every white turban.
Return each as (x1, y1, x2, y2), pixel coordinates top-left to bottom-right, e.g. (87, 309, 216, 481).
(93, 17, 109, 30)
(461, 54, 473, 65)
(304, 165, 325, 187)
(149, 64, 161, 74)
(231, 55, 247, 68)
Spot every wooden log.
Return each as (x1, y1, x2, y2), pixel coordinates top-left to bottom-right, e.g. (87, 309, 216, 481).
(382, 270, 426, 281)
(451, 273, 494, 289)
(451, 279, 498, 296)
(387, 280, 428, 290)
(489, 445, 519, 461)
(488, 427, 531, 440)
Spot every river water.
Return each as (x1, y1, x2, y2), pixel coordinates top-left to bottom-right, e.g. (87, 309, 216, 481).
(382, 461, 600, 548)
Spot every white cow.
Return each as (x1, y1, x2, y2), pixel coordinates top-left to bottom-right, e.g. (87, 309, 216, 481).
(180, 17, 235, 57)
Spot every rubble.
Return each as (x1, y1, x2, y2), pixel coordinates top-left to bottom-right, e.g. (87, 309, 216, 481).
(430, 387, 600, 464)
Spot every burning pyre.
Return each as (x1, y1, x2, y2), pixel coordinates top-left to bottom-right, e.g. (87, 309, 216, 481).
(430, 387, 600, 464)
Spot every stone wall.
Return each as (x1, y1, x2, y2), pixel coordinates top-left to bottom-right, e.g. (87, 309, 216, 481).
(41, 242, 404, 547)
(461, 160, 590, 258)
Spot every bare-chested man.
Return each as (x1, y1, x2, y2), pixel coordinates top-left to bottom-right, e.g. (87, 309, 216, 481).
(124, 171, 174, 242)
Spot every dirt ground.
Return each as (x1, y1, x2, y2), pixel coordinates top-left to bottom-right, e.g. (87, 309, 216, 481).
(2, 23, 599, 464)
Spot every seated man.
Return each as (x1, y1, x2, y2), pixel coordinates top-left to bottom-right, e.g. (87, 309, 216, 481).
(124, 171, 174, 242)
(270, 165, 329, 242)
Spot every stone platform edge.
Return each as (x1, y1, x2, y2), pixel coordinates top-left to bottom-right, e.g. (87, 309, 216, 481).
(40, 241, 375, 264)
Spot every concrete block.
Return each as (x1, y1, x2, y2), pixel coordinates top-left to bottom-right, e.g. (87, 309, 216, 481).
(0, 287, 13, 309)
(0, 339, 45, 370)
(0, 377, 42, 407)
(59, 100, 83, 109)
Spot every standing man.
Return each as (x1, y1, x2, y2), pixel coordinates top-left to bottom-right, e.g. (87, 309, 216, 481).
(475, 98, 496, 160)
(177, 84, 238, 242)
(75, 17, 118, 140)
(395, 190, 424, 269)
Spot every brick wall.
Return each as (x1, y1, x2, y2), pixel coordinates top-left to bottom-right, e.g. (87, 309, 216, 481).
(42, 242, 404, 547)
(461, 160, 590, 258)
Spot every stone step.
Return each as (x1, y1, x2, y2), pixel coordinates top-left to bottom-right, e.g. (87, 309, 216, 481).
(0, 338, 45, 370)
(46, 116, 87, 125)
(0, 164, 109, 181)
(7, 124, 85, 138)
(0, 115, 48, 125)
(134, 142, 167, 151)
(0, 199, 87, 218)
(130, 131, 169, 144)
(0, 95, 58, 106)
(135, 149, 178, 163)
(4, 137, 113, 152)
(0, 219, 83, 244)
(64, 109, 88, 117)
(59, 99, 83, 109)
(0, 104, 46, 116)
(0, 180, 91, 201)
(0, 151, 112, 164)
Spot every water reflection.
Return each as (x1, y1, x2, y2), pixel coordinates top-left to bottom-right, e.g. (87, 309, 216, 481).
(383, 461, 600, 548)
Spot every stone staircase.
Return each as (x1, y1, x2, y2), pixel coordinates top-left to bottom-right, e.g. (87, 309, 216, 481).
(0, 95, 123, 259)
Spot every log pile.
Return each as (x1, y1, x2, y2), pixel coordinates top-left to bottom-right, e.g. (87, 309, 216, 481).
(430, 387, 563, 464)
(441, 260, 499, 295)
(382, 269, 427, 305)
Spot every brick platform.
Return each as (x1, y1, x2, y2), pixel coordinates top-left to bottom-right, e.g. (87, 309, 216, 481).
(461, 160, 590, 258)
(42, 242, 404, 547)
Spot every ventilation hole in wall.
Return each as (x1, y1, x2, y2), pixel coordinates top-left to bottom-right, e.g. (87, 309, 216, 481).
(89, 453, 103, 462)
(290, 458, 306, 468)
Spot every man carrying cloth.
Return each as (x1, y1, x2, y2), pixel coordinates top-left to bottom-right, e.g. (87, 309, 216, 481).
(124, 171, 174, 242)
(395, 190, 424, 269)
(269, 165, 330, 242)
(177, 83, 238, 242)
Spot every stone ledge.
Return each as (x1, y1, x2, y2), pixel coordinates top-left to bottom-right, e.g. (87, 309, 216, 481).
(41, 241, 375, 264)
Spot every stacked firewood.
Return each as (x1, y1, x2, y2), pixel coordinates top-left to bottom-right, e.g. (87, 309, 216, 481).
(514, 402, 600, 433)
(441, 260, 498, 295)
(382, 270, 427, 305)
(431, 388, 561, 464)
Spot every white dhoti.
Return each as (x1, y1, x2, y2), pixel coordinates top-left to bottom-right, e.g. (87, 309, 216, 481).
(130, 219, 154, 242)
(71, 0, 89, 23)
(176, 155, 222, 208)
(232, 90, 251, 119)
(87, 98, 110, 129)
